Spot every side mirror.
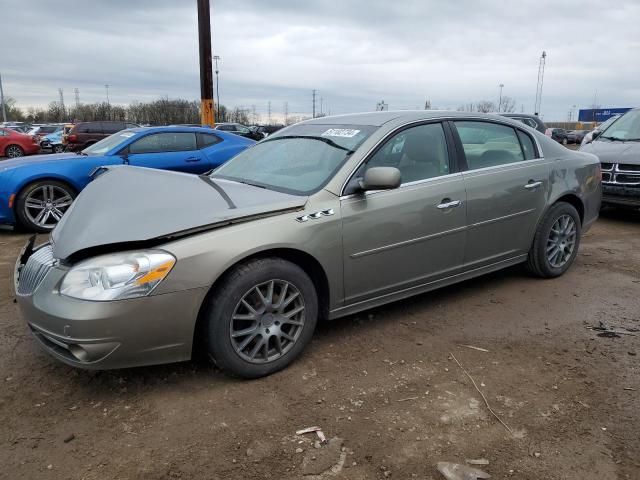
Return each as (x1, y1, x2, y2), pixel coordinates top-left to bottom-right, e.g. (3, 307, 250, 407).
(359, 167, 401, 191)
(591, 130, 601, 141)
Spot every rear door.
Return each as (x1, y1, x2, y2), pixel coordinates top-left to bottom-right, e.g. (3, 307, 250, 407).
(126, 132, 205, 173)
(452, 120, 551, 268)
(341, 122, 467, 304)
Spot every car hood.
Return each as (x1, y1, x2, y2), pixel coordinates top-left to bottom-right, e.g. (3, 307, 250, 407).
(580, 140, 640, 165)
(51, 166, 307, 260)
(0, 152, 84, 170)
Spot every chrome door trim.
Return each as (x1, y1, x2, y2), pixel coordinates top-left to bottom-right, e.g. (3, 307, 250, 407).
(350, 224, 468, 259)
(467, 208, 536, 229)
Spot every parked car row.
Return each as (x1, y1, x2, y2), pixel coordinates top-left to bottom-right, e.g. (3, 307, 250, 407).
(12, 110, 601, 378)
(0, 126, 255, 231)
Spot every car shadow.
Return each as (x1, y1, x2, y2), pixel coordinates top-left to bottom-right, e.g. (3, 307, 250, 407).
(599, 206, 640, 223)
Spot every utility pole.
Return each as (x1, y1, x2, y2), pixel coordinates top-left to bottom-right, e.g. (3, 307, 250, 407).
(197, 0, 215, 126)
(312, 89, 317, 118)
(267, 101, 272, 124)
(534, 51, 546, 116)
(498, 83, 504, 112)
(283, 101, 288, 124)
(0, 73, 6, 123)
(213, 55, 221, 119)
(74, 88, 80, 109)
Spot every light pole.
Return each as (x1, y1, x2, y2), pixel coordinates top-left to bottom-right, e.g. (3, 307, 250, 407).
(498, 83, 504, 112)
(197, 0, 215, 126)
(213, 55, 220, 120)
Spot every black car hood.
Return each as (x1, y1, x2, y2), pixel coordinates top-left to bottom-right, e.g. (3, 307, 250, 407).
(51, 166, 307, 260)
(580, 140, 640, 165)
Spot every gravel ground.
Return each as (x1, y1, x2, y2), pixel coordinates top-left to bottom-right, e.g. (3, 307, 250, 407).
(0, 209, 638, 480)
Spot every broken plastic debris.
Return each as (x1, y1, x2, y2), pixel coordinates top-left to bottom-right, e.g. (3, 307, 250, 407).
(466, 459, 489, 466)
(296, 426, 326, 443)
(437, 462, 491, 480)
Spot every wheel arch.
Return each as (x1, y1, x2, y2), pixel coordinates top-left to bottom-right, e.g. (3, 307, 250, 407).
(191, 247, 331, 357)
(552, 192, 585, 224)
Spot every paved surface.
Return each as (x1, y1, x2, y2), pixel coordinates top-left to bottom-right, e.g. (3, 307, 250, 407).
(0, 209, 639, 480)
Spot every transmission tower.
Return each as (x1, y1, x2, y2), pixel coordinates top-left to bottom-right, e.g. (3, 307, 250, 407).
(267, 101, 272, 124)
(534, 51, 546, 116)
(283, 101, 288, 124)
(74, 88, 80, 108)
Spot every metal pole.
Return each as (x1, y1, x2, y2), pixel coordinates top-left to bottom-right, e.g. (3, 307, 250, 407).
(312, 90, 316, 118)
(0, 73, 6, 123)
(105, 84, 110, 105)
(498, 84, 504, 112)
(213, 55, 220, 120)
(198, 0, 215, 127)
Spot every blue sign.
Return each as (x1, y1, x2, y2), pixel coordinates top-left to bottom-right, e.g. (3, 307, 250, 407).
(578, 108, 632, 122)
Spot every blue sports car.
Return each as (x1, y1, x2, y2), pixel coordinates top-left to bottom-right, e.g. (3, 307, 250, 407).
(0, 126, 254, 232)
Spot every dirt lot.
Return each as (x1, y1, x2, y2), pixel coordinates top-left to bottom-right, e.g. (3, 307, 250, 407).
(0, 210, 639, 480)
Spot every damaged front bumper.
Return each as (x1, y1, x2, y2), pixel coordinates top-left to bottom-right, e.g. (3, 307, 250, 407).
(14, 241, 208, 369)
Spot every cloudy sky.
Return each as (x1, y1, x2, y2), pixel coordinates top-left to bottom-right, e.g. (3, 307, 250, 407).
(2, 0, 639, 121)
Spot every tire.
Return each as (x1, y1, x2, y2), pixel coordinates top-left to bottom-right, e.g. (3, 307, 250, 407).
(5, 144, 24, 158)
(15, 180, 77, 233)
(53, 145, 65, 154)
(526, 202, 582, 278)
(562, 138, 568, 145)
(204, 257, 318, 378)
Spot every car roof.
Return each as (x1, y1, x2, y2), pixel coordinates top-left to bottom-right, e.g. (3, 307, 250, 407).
(302, 110, 532, 127)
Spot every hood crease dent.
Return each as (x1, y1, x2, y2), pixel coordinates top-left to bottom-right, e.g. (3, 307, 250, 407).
(51, 166, 307, 260)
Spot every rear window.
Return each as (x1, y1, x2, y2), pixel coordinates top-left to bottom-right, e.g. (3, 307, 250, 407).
(197, 132, 222, 148)
(76, 123, 102, 134)
(102, 122, 125, 134)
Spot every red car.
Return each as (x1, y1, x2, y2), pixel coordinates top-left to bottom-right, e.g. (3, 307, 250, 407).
(0, 128, 40, 158)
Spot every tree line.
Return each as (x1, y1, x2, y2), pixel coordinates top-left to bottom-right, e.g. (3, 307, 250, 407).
(457, 96, 517, 113)
(2, 96, 253, 125)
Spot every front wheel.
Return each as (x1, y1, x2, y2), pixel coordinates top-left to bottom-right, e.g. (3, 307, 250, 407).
(204, 258, 318, 378)
(15, 180, 77, 233)
(526, 202, 582, 278)
(53, 144, 65, 154)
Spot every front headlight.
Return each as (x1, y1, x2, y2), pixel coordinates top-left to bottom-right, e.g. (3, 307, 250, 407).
(60, 250, 176, 301)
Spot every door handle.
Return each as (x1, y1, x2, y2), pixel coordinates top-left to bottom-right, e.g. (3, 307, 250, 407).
(436, 199, 462, 209)
(524, 180, 542, 189)
(185, 157, 201, 162)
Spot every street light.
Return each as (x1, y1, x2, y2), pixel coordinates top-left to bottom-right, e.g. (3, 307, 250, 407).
(498, 83, 504, 112)
(213, 55, 221, 121)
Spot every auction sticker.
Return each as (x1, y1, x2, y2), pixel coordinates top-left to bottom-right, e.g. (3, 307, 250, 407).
(321, 128, 360, 138)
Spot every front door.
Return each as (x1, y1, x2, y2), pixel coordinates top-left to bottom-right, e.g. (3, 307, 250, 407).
(126, 132, 207, 174)
(452, 120, 551, 268)
(341, 122, 467, 305)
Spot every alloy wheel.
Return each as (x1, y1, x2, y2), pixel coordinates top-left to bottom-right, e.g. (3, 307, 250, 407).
(546, 214, 577, 268)
(24, 185, 74, 229)
(6, 145, 24, 158)
(230, 279, 306, 364)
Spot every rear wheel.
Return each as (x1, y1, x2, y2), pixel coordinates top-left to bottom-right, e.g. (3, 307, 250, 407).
(53, 144, 65, 154)
(526, 202, 581, 278)
(5, 144, 24, 158)
(15, 180, 76, 233)
(204, 257, 318, 378)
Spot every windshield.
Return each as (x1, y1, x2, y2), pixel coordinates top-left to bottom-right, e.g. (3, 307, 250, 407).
(600, 110, 640, 141)
(82, 130, 136, 155)
(212, 123, 378, 194)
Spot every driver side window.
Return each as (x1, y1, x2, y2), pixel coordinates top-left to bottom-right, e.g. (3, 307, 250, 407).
(362, 123, 450, 184)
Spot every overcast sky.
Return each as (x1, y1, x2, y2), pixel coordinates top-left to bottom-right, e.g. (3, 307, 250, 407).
(2, 0, 639, 121)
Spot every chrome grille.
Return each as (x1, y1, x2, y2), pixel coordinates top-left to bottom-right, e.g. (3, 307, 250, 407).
(601, 163, 640, 186)
(17, 244, 55, 296)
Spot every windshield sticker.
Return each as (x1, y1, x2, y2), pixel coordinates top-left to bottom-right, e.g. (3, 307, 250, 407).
(321, 128, 361, 138)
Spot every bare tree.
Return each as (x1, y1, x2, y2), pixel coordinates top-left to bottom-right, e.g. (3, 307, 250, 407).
(476, 100, 496, 113)
(498, 96, 516, 113)
(457, 103, 477, 112)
